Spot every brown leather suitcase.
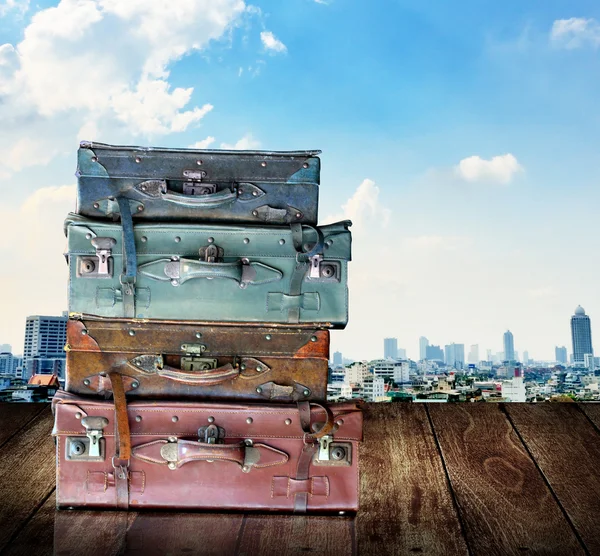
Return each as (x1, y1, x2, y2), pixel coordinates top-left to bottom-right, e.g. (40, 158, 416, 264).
(52, 390, 362, 513)
(65, 316, 329, 403)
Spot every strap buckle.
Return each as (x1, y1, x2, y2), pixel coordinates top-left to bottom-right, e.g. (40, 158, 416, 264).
(111, 456, 130, 480)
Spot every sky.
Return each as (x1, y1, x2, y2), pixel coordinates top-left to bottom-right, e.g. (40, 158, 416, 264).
(0, 0, 599, 361)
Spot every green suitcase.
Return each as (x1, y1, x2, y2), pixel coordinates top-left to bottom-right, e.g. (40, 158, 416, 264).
(65, 214, 351, 327)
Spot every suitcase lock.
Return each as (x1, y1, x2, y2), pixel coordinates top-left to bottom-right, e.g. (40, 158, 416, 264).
(307, 255, 340, 283)
(77, 237, 116, 279)
(65, 416, 109, 462)
(313, 435, 352, 466)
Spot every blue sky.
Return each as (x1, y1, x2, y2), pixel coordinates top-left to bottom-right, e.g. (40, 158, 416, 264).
(0, 0, 599, 361)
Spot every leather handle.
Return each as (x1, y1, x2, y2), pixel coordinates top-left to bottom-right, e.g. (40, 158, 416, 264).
(161, 187, 237, 207)
(298, 401, 335, 440)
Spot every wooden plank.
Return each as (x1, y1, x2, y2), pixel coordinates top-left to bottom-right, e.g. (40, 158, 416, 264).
(0, 403, 47, 448)
(237, 515, 354, 556)
(0, 407, 56, 553)
(126, 513, 243, 555)
(506, 403, 600, 554)
(3, 491, 55, 556)
(429, 404, 584, 556)
(357, 403, 468, 556)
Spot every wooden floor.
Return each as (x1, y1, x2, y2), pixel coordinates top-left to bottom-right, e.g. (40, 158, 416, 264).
(1, 402, 600, 555)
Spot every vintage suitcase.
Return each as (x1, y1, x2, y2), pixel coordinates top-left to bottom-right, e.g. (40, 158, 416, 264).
(65, 316, 329, 402)
(53, 390, 363, 513)
(76, 142, 320, 225)
(65, 214, 351, 327)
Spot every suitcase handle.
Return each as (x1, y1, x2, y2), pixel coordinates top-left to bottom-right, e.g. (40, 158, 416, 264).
(135, 179, 240, 207)
(133, 438, 289, 472)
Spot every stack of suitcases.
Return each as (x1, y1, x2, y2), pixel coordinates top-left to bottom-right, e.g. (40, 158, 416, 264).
(53, 142, 362, 514)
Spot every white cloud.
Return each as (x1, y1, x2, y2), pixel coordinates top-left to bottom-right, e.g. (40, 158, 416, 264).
(528, 286, 558, 298)
(260, 31, 287, 54)
(455, 153, 522, 184)
(551, 18, 600, 49)
(0, 0, 29, 16)
(0, 0, 247, 177)
(189, 136, 216, 149)
(220, 133, 261, 150)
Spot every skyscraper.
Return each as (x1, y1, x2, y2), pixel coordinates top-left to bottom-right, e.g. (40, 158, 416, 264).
(468, 344, 479, 364)
(426, 345, 444, 361)
(332, 351, 343, 367)
(419, 337, 429, 360)
(503, 330, 515, 361)
(555, 346, 567, 365)
(571, 306, 593, 364)
(444, 343, 465, 369)
(383, 338, 398, 360)
(23, 314, 67, 380)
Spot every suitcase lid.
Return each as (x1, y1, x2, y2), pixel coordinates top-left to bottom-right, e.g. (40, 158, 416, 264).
(77, 142, 321, 184)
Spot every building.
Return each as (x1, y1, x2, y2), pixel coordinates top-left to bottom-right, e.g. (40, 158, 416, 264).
(419, 337, 429, 360)
(522, 351, 529, 364)
(584, 353, 597, 371)
(426, 344, 444, 361)
(444, 343, 465, 369)
(468, 344, 479, 364)
(0, 353, 22, 375)
(503, 330, 515, 361)
(555, 346, 568, 365)
(23, 314, 67, 380)
(0, 344, 11, 353)
(362, 376, 386, 402)
(571, 306, 593, 364)
(343, 362, 370, 385)
(397, 348, 407, 360)
(501, 368, 526, 402)
(383, 338, 398, 359)
(332, 351, 343, 367)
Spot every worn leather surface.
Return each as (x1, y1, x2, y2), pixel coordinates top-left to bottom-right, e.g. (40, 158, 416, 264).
(66, 215, 351, 326)
(65, 319, 329, 401)
(76, 143, 320, 224)
(53, 391, 362, 512)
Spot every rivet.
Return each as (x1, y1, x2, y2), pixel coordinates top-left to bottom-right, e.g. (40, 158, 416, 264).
(265, 334, 272, 341)
(118, 473, 126, 479)
(172, 416, 179, 423)
(93, 203, 100, 209)
(252, 191, 258, 197)
(241, 257, 249, 264)
(137, 205, 144, 212)
(285, 419, 292, 425)
(310, 336, 318, 342)
(244, 439, 254, 446)
(256, 387, 262, 393)
(83, 380, 90, 386)
(174, 236, 181, 242)
(339, 511, 345, 516)
(75, 412, 82, 419)
(208, 416, 215, 423)
(135, 157, 141, 163)
(279, 239, 285, 245)
(140, 184, 147, 191)
(261, 161, 267, 167)
(99, 372, 106, 377)
(171, 256, 180, 261)
(246, 417, 253, 424)
(168, 436, 177, 443)
(336, 419, 344, 426)
(171, 279, 180, 286)
(252, 210, 258, 217)
(295, 213, 301, 218)
(131, 382, 139, 389)
(195, 332, 202, 339)
(129, 330, 136, 336)
(243, 238, 250, 244)
(85, 233, 92, 240)
(326, 240, 333, 246)
(303, 163, 309, 169)
(242, 465, 250, 472)
(135, 361, 141, 366)
(196, 160, 203, 165)
(168, 462, 176, 470)
(303, 390, 310, 396)
(81, 329, 88, 335)
(256, 366, 262, 372)
(207, 237, 214, 243)
(91, 156, 98, 162)
(141, 236, 147, 242)
(240, 364, 247, 371)
(181, 345, 187, 350)
(135, 416, 142, 422)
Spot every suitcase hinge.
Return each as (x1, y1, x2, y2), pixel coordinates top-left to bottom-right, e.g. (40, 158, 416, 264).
(76, 237, 116, 279)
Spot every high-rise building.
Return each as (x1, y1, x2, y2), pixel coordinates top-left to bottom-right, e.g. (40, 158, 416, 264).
(503, 330, 515, 361)
(444, 343, 465, 369)
(0, 344, 11, 353)
(419, 337, 429, 360)
(468, 344, 479, 364)
(23, 314, 67, 380)
(522, 351, 529, 364)
(555, 346, 568, 365)
(397, 348, 407, 360)
(486, 349, 492, 361)
(383, 338, 398, 360)
(332, 351, 343, 367)
(425, 344, 444, 361)
(571, 306, 593, 364)
(0, 353, 21, 375)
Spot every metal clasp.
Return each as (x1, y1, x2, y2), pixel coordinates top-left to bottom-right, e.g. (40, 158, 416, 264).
(199, 244, 224, 263)
(77, 237, 116, 279)
(306, 256, 340, 283)
(81, 416, 109, 458)
(198, 424, 225, 445)
(318, 435, 332, 461)
(182, 170, 218, 196)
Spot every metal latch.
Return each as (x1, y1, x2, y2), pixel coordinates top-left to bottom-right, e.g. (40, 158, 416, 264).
(198, 424, 225, 444)
(318, 435, 332, 461)
(77, 237, 116, 279)
(82, 416, 109, 458)
(314, 436, 352, 466)
(307, 255, 340, 282)
(198, 244, 224, 263)
(182, 170, 218, 196)
(181, 357, 217, 371)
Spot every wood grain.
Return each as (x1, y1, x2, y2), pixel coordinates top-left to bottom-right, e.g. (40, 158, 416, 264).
(429, 404, 584, 556)
(237, 515, 354, 556)
(0, 403, 47, 448)
(125, 513, 243, 555)
(506, 403, 600, 554)
(578, 403, 600, 432)
(0, 406, 56, 553)
(357, 403, 468, 556)
(2, 491, 55, 556)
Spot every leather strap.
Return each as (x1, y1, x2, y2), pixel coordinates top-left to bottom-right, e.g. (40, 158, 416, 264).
(108, 372, 131, 460)
(297, 401, 335, 440)
(117, 197, 136, 318)
(114, 466, 129, 510)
